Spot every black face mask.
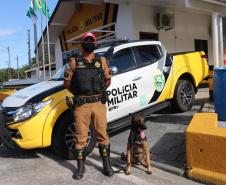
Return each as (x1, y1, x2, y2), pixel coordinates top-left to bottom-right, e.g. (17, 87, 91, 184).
(82, 42, 96, 52)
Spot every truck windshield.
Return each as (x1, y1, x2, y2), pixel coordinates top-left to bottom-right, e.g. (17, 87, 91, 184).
(51, 66, 66, 81)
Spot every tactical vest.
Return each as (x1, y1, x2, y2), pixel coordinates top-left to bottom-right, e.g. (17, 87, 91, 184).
(71, 55, 106, 95)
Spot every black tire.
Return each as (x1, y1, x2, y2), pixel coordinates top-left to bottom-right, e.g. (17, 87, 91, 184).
(171, 80, 195, 112)
(52, 112, 97, 159)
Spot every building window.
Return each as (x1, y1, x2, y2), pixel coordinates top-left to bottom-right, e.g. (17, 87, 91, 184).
(194, 39, 208, 57)
(140, 32, 159, 41)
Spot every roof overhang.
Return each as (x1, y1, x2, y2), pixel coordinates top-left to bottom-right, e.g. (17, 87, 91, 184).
(185, 0, 226, 13)
(37, 0, 186, 56)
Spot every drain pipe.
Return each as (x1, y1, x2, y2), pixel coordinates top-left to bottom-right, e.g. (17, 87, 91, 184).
(218, 12, 226, 67)
(212, 12, 226, 68)
(212, 12, 220, 68)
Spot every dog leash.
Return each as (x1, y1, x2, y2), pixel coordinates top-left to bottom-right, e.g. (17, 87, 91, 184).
(131, 132, 135, 156)
(112, 163, 131, 174)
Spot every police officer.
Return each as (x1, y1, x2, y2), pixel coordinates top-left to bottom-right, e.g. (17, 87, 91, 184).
(64, 32, 114, 180)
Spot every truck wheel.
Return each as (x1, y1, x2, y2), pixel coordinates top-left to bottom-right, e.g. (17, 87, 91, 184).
(172, 80, 195, 112)
(52, 113, 97, 160)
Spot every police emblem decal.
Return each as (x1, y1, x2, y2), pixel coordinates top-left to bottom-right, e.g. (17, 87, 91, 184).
(80, 21, 83, 30)
(95, 62, 100, 68)
(153, 69, 165, 92)
(64, 70, 69, 77)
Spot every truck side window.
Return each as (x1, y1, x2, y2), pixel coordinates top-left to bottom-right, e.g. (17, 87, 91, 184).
(165, 54, 172, 66)
(108, 48, 136, 74)
(136, 45, 162, 66)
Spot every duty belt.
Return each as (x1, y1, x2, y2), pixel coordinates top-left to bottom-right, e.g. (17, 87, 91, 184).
(73, 95, 103, 106)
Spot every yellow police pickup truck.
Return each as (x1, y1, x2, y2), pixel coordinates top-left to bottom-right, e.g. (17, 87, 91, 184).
(0, 39, 209, 159)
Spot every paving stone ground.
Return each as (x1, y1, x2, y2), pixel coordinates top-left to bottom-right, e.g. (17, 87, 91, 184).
(109, 88, 210, 176)
(109, 102, 204, 175)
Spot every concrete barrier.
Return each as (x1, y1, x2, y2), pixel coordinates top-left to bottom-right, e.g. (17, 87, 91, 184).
(186, 113, 226, 185)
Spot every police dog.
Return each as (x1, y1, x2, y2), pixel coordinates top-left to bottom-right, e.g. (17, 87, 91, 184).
(126, 112, 152, 175)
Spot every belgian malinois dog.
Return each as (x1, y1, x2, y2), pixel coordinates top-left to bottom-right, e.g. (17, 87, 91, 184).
(126, 112, 152, 175)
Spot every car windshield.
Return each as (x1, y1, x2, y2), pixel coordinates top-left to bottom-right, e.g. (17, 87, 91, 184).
(51, 66, 66, 81)
(51, 51, 107, 81)
(95, 52, 106, 57)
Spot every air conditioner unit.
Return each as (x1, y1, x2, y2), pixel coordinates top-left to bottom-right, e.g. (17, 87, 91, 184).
(155, 13, 174, 31)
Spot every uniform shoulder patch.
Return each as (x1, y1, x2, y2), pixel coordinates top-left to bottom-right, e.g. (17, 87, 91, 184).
(109, 69, 113, 75)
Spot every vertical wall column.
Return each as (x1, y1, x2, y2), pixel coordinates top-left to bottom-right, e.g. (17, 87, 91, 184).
(219, 15, 224, 67)
(115, 3, 134, 40)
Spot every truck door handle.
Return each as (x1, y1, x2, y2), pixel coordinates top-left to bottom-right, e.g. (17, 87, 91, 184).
(132, 76, 142, 81)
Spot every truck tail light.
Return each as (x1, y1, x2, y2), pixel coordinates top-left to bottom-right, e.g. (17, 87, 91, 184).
(201, 55, 208, 62)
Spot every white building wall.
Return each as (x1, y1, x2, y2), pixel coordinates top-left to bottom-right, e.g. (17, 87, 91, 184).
(55, 37, 63, 71)
(130, 3, 214, 65)
(52, 3, 216, 68)
(115, 3, 134, 40)
(174, 10, 213, 64)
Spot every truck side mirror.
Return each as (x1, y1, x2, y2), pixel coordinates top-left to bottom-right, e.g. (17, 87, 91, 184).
(110, 66, 118, 75)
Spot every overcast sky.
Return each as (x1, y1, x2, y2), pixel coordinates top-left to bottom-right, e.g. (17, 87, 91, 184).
(0, 0, 58, 69)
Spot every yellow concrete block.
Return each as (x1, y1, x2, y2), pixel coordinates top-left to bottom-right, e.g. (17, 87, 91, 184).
(201, 79, 208, 84)
(186, 113, 226, 184)
(209, 70, 214, 77)
(187, 168, 226, 185)
(209, 78, 213, 91)
(0, 91, 15, 101)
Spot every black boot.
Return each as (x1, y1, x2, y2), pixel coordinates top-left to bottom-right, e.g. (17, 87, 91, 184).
(99, 144, 115, 177)
(73, 147, 86, 180)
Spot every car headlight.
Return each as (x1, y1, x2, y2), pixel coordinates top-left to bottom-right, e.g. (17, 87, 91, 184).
(13, 99, 53, 122)
(33, 99, 53, 115)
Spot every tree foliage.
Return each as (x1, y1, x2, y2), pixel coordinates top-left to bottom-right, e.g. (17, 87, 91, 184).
(31, 55, 55, 68)
(0, 64, 29, 84)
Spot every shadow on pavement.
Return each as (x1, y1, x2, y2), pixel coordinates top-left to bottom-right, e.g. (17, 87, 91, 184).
(0, 146, 76, 173)
(150, 132, 187, 170)
(0, 147, 40, 159)
(0, 101, 205, 176)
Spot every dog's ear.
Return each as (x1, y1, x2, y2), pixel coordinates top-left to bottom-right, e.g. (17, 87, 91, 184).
(140, 111, 144, 117)
(129, 113, 134, 120)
